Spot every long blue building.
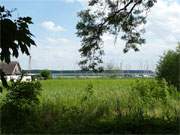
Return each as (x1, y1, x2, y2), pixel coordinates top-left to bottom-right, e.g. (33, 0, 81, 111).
(25, 70, 155, 78)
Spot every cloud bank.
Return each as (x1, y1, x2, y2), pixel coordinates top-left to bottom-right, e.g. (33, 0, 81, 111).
(17, 0, 180, 71)
(41, 21, 66, 32)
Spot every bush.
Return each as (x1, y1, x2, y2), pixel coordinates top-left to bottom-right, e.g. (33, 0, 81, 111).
(131, 79, 176, 104)
(1, 81, 42, 133)
(156, 43, 180, 91)
(130, 79, 179, 122)
(40, 70, 52, 80)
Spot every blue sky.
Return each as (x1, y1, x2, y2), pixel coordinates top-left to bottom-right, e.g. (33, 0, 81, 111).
(1, 0, 82, 41)
(1, 0, 180, 70)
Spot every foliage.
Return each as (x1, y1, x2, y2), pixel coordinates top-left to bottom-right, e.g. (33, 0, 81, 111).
(0, 6, 35, 63)
(156, 43, 180, 91)
(40, 70, 52, 80)
(0, 78, 179, 134)
(132, 79, 178, 105)
(5, 81, 42, 107)
(76, 0, 157, 71)
(1, 81, 42, 133)
(0, 6, 35, 87)
(105, 63, 121, 78)
(81, 83, 94, 102)
(0, 6, 40, 133)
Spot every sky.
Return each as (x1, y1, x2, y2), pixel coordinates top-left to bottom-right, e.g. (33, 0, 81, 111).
(1, 0, 180, 71)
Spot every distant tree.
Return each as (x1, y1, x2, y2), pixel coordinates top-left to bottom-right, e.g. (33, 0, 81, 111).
(106, 63, 115, 70)
(0, 6, 36, 87)
(156, 43, 180, 91)
(105, 63, 121, 78)
(40, 70, 52, 80)
(76, 0, 156, 71)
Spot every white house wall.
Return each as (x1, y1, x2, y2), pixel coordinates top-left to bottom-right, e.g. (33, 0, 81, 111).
(5, 75, 32, 82)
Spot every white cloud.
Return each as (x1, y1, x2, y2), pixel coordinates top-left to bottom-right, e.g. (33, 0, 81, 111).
(18, 0, 180, 70)
(41, 21, 66, 32)
(17, 37, 81, 70)
(63, 0, 89, 6)
(47, 37, 70, 45)
(146, 0, 180, 42)
(100, 0, 180, 70)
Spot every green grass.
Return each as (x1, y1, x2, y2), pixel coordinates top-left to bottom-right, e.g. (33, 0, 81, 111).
(40, 78, 134, 106)
(36, 78, 179, 133)
(1, 78, 180, 134)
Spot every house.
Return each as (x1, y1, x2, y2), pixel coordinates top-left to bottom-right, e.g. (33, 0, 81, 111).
(0, 61, 32, 82)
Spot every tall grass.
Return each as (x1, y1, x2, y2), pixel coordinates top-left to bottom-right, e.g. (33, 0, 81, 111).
(0, 78, 179, 134)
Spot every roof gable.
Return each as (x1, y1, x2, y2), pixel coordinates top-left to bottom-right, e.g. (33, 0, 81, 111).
(0, 61, 21, 75)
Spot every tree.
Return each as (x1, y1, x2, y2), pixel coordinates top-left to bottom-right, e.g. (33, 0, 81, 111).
(40, 70, 52, 80)
(156, 43, 180, 91)
(0, 6, 42, 133)
(105, 63, 121, 78)
(76, 0, 156, 71)
(0, 6, 36, 87)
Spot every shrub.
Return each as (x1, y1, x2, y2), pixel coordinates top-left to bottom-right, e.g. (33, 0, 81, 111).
(40, 70, 52, 80)
(131, 79, 177, 106)
(156, 43, 180, 91)
(81, 83, 94, 102)
(1, 81, 42, 133)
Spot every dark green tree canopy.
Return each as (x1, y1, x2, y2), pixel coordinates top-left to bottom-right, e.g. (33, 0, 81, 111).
(40, 70, 52, 80)
(156, 43, 180, 91)
(0, 6, 35, 87)
(76, 0, 156, 71)
(0, 6, 36, 63)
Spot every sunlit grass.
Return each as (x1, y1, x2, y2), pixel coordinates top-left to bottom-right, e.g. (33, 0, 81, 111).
(0, 78, 179, 133)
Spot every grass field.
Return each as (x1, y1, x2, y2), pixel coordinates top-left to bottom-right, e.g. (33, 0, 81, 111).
(1, 78, 180, 134)
(40, 78, 134, 106)
(38, 78, 180, 133)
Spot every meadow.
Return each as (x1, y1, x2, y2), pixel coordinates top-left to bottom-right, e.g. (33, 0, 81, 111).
(1, 78, 180, 134)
